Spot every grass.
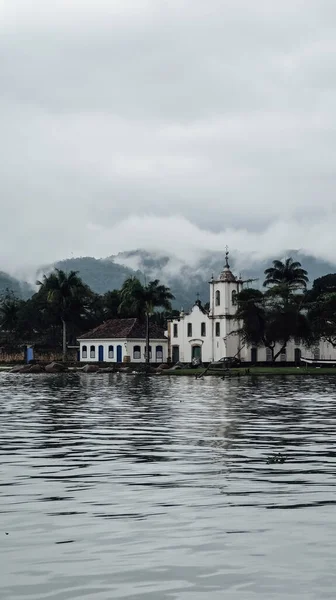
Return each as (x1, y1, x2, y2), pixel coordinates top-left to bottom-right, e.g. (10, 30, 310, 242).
(162, 366, 336, 377)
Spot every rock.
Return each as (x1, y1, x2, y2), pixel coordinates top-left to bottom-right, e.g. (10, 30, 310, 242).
(29, 364, 44, 373)
(82, 364, 99, 373)
(99, 367, 114, 373)
(156, 363, 170, 371)
(11, 365, 31, 373)
(119, 366, 132, 373)
(45, 361, 66, 373)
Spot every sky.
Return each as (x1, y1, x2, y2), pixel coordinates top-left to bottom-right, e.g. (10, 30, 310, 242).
(2, 0, 336, 275)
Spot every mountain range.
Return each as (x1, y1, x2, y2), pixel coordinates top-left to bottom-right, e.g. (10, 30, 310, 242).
(1, 250, 336, 309)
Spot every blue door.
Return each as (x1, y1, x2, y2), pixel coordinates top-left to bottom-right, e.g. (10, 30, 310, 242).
(98, 345, 104, 362)
(117, 345, 122, 363)
(26, 347, 34, 363)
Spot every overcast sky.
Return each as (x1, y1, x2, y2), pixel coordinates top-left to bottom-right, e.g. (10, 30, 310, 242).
(2, 0, 336, 274)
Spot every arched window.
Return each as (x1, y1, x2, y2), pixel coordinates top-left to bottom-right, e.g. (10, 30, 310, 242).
(313, 347, 320, 361)
(187, 323, 192, 337)
(232, 290, 237, 306)
(82, 345, 87, 359)
(108, 345, 114, 359)
(201, 322, 206, 336)
(156, 345, 163, 361)
(266, 347, 272, 362)
(90, 345, 95, 359)
(280, 348, 286, 362)
(133, 345, 141, 359)
(215, 290, 220, 306)
(215, 322, 220, 336)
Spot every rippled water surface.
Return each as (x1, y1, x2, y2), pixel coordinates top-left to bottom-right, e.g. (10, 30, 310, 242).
(1, 372, 336, 599)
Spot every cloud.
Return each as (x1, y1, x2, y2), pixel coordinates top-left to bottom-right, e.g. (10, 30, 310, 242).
(1, 0, 336, 275)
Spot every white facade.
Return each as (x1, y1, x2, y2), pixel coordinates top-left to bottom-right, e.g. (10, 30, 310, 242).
(79, 338, 168, 363)
(168, 254, 336, 365)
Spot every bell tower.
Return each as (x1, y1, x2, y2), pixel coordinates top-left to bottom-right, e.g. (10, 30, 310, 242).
(209, 248, 244, 360)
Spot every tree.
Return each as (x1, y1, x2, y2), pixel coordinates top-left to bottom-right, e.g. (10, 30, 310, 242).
(308, 291, 336, 347)
(235, 286, 312, 363)
(306, 273, 336, 303)
(0, 291, 23, 344)
(263, 257, 309, 295)
(119, 277, 174, 365)
(102, 290, 123, 320)
(37, 269, 89, 361)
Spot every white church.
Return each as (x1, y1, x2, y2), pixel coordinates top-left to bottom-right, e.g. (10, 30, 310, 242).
(168, 252, 336, 365)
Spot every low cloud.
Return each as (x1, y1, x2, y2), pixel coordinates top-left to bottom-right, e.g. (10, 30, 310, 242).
(1, 0, 336, 275)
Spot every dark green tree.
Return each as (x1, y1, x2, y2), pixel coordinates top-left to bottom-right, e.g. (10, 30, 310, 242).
(236, 286, 312, 363)
(263, 257, 309, 297)
(36, 269, 90, 361)
(119, 277, 174, 365)
(308, 292, 336, 347)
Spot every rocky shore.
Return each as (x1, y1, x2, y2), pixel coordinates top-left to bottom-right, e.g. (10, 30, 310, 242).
(9, 362, 172, 375)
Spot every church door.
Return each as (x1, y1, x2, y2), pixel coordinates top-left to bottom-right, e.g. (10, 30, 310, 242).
(192, 345, 202, 361)
(172, 346, 180, 363)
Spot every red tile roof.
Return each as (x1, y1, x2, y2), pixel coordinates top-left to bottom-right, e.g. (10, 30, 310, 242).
(78, 318, 166, 340)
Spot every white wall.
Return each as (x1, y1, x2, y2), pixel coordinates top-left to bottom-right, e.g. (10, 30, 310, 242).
(240, 339, 336, 362)
(170, 305, 213, 362)
(79, 339, 168, 363)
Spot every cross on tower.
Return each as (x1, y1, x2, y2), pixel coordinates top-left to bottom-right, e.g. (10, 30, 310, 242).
(225, 245, 230, 268)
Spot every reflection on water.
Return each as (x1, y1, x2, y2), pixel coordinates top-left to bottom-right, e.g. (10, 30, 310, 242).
(1, 373, 336, 599)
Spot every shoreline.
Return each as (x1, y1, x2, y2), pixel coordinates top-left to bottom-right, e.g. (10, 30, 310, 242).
(162, 367, 336, 376)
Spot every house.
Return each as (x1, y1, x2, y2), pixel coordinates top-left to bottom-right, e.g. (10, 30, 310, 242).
(168, 252, 336, 365)
(78, 318, 168, 363)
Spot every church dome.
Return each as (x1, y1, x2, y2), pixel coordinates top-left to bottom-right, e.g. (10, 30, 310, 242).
(218, 249, 237, 282)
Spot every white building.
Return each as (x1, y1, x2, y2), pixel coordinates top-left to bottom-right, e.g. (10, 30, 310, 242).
(168, 252, 336, 365)
(78, 318, 168, 364)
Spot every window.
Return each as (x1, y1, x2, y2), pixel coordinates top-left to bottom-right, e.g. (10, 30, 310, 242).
(313, 347, 320, 361)
(133, 345, 141, 359)
(294, 337, 301, 345)
(280, 348, 286, 362)
(266, 347, 272, 362)
(156, 345, 163, 360)
(173, 323, 178, 337)
(201, 322, 206, 337)
(108, 345, 114, 359)
(90, 345, 95, 359)
(82, 345, 87, 359)
(187, 323, 192, 337)
(145, 345, 152, 359)
(232, 290, 237, 306)
(215, 290, 220, 306)
(215, 322, 220, 336)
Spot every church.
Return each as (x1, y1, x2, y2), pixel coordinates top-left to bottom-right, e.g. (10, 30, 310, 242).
(167, 252, 336, 365)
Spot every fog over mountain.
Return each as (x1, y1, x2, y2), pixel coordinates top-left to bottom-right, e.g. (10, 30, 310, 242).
(3, 249, 336, 309)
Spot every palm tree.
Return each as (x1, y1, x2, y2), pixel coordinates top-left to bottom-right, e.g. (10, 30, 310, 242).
(263, 258, 308, 293)
(119, 277, 174, 365)
(37, 269, 87, 361)
(0, 293, 22, 338)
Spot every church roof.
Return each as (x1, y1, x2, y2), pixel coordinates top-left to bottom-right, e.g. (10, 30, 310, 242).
(78, 318, 166, 340)
(218, 249, 237, 282)
(219, 267, 237, 282)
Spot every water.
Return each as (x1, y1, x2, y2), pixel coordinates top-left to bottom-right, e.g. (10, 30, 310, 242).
(1, 372, 336, 599)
